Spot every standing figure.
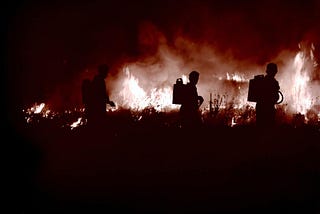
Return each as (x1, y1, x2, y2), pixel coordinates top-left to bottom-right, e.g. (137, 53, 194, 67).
(88, 64, 115, 125)
(256, 63, 280, 128)
(180, 70, 204, 128)
(81, 78, 92, 120)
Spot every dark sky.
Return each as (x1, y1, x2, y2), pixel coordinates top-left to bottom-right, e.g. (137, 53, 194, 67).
(4, 0, 320, 112)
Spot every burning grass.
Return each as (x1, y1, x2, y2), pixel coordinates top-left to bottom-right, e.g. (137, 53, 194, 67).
(22, 102, 319, 132)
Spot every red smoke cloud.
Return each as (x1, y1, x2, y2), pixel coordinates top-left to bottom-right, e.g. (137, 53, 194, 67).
(6, 0, 320, 113)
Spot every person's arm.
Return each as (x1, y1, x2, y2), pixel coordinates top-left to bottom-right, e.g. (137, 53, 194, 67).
(273, 80, 281, 104)
(198, 96, 204, 107)
(104, 91, 115, 107)
(107, 100, 115, 107)
(105, 88, 115, 107)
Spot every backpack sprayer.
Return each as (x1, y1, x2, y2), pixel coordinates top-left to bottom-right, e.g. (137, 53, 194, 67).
(247, 75, 283, 104)
(172, 78, 185, 104)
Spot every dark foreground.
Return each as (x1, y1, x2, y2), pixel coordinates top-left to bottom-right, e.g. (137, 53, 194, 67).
(10, 121, 320, 214)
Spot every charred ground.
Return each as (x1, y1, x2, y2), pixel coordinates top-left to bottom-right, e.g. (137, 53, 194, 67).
(9, 110, 320, 214)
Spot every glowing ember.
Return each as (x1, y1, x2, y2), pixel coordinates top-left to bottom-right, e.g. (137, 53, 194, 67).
(231, 116, 237, 127)
(70, 117, 82, 130)
(25, 102, 51, 119)
(30, 103, 45, 114)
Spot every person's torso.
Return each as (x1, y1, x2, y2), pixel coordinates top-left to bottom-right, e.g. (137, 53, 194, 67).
(181, 83, 199, 110)
(259, 76, 279, 104)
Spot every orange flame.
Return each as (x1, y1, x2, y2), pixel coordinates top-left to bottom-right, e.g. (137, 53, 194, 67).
(226, 72, 247, 82)
(70, 117, 83, 130)
(291, 52, 312, 114)
(119, 66, 179, 111)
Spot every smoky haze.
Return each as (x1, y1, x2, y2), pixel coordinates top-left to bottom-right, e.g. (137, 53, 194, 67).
(5, 0, 320, 112)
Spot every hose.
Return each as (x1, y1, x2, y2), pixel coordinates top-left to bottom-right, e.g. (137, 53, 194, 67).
(276, 91, 284, 104)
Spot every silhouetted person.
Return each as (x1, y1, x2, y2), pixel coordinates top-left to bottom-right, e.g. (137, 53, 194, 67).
(180, 70, 204, 128)
(81, 78, 92, 119)
(88, 64, 115, 125)
(256, 63, 280, 128)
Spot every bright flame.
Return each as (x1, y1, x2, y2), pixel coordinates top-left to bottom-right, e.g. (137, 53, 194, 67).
(70, 117, 82, 130)
(291, 52, 312, 114)
(25, 102, 51, 118)
(32, 103, 45, 114)
(119, 67, 148, 110)
(231, 116, 237, 127)
(182, 75, 188, 84)
(119, 67, 178, 111)
(22, 37, 319, 128)
(226, 73, 247, 82)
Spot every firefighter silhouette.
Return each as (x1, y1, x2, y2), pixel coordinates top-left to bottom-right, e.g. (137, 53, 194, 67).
(255, 63, 280, 128)
(179, 71, 204, 128)
(87, 64, 115, 125)
(81, 78, 92, 119)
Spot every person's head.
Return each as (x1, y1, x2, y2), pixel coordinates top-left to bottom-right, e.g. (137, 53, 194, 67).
(189, 70, 199, 85)
(98, 64, 109, 78)
(266, 63, 278, 77)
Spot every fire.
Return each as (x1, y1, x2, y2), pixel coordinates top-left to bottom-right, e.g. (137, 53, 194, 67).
(25, 102, 52, 119)
(33, 103, 45, 113)
(226, 73, 247, 82)
(119, 66, 178, 111)
(21, 40, 319, 128)
(181, 75, 188, 84)
(120, 67, 147, 110)
(70, 117, 83, 130)
(291, 51, 313, 115)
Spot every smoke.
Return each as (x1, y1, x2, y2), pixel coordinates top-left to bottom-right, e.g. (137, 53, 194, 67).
(108, 22, 265, 110)
(275, 43, 320, 115)
(106, 19, 320, 114)
(6, 0, 320, 114)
